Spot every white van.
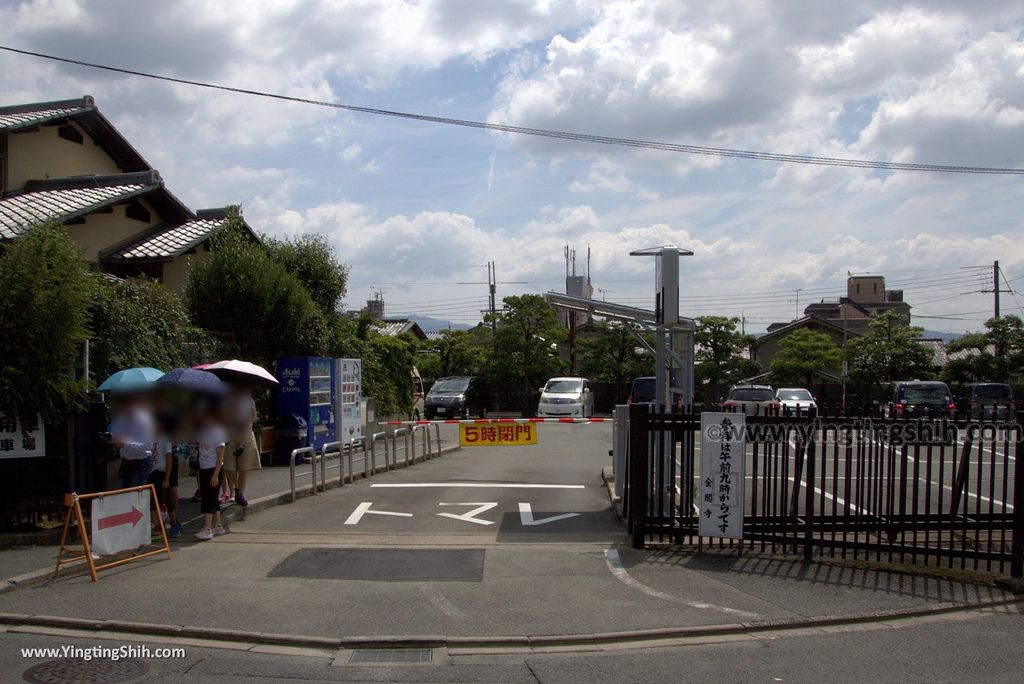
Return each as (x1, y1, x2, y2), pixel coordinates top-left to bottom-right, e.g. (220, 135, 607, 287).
(537, 377, 594, 418)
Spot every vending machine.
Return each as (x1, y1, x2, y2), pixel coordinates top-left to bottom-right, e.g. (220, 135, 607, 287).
(334, 358, 362, 445)
(275, 356, 336, 450)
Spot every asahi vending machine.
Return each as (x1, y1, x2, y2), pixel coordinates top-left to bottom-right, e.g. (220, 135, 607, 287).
(333, 358, 362, 445)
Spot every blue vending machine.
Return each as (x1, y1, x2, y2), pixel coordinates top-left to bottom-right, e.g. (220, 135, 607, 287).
(276, 356, 336, 451)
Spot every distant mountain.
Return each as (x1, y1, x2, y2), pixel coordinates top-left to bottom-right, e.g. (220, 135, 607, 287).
(920, 330, 963, 343)
(408, 315, 474, 332)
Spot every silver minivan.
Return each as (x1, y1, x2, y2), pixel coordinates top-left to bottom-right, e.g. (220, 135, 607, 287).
(537, 377, 594, 418)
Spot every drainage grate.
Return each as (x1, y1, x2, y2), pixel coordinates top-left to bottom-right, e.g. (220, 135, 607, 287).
(23, 658, 149, 684)
(349, 649, 433, 663)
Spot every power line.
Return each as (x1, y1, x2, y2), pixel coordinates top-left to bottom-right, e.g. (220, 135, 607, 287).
(3, 44, 1024, 175)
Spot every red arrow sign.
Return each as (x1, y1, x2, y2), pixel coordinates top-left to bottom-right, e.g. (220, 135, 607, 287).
(97, 506, 144, 530)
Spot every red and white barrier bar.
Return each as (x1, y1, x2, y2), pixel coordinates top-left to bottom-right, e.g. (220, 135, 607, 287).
(382, 417, 610, 426)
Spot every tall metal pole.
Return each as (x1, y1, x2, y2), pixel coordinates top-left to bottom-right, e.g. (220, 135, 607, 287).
(488, 261, 497, 342)
(841, 298, 848, 413)
(994, 260, 1001, 320)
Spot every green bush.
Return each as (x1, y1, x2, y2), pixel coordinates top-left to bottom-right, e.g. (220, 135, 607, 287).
(90, 277, 203, 382)
(0, 223, 93, 423)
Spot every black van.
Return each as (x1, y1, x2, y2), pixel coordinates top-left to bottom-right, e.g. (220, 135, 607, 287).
(424, 376, 488, 419)
(960, 383, 1015, 420)
(883, 381, 954, 419)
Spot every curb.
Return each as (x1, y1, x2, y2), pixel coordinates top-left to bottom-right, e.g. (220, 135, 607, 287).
(0, 443, 462, 594)
(0, 597, 1020, 652)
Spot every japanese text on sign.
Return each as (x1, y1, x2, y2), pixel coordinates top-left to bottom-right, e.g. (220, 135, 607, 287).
(459, 423, 538, 447)
(699, 412, 746, 539)
(0, 412, 45, 459)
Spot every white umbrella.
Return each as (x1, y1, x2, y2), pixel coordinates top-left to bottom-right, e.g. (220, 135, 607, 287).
(202, 359, 278, 386)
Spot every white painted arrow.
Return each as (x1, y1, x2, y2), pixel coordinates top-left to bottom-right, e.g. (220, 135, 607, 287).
(437, 502, 497, 526)
(344, 502, 413, 525)
(518, 503, 580, 526)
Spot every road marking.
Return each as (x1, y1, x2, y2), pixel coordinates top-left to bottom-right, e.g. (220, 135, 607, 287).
(370, 483, 585, 489)
(789, 439, 873, 516)
(603, 549, 761, 619)
(517, 503, 580, 526)
(438, 502, 498, 526)
(343, 502, 414, 525)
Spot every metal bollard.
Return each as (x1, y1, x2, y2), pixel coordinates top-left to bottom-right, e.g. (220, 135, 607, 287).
(289, 446, 317, 502)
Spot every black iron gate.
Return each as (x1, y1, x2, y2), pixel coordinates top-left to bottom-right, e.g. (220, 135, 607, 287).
(624, 404, 1024, 577)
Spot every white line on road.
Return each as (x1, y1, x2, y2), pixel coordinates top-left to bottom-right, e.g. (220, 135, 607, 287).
(518, 503, 580, 526)
(343, 502, 414, 525)
(370, 483, 586, 489)
(603, 549, 761, 619)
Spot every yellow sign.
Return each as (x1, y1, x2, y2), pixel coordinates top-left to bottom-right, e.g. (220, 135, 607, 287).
(459, 422, 538, 447)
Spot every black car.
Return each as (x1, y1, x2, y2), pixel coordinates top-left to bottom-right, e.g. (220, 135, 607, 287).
(628, 377, 656, 404)
(883, 381, 954, 419)
(960, 383, 1015, 420)
(424, 376, 488, 419)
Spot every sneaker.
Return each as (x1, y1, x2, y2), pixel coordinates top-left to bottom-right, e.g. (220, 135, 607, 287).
(218, 492, 232, 503)
(213, 524, 227, 537)
(169, 522, 182, 538)
(235, 491, 248, 507)
(195, 527, 213, 541)
(191, 490, 202, 503)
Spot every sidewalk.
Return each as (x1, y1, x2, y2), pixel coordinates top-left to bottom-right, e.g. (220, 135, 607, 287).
(0, 425, 459, 590)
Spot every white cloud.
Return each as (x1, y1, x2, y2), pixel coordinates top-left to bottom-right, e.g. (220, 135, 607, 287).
(341, 144, 363, 161)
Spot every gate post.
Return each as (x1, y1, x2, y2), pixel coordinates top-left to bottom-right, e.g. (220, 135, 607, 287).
(1011, 419, 1024, 578)
(628, 403, 650, 549)
(803, 428, 816, 562)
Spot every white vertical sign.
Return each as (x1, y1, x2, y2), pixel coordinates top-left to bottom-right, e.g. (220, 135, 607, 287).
(699, 412, 745, 539)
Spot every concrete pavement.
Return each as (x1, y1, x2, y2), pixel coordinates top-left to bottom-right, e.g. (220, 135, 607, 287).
(0, 422, 1017, 649)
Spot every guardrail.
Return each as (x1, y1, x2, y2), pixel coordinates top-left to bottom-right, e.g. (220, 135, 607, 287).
(289, 424, 451, 502)
(367, 431, 390, 473)
(319, 441, 345, 491)
(289, 447, 318, 502)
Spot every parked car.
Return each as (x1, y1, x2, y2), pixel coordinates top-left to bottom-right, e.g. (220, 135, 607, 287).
(775, 388, 817, 416)
(723, 385, 778, 415)
(424, 376, 488, 419)
(627, 377, 656, 404)
(883, 381, 954, 419)
(537, 377, 594, 418)
(960, 383, 1015, 420)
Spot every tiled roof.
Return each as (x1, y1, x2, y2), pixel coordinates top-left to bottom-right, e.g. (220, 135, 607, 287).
(0, 181, 153, 239)
(102, 207, 256, 262)
(0, 96, 92, 131)
(373, 319, 427, 340)
(108, 216, 225, 260)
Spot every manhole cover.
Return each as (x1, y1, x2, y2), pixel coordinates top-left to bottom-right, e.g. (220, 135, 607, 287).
(22, 657, 149, 684)
(350, 649, 432, 663)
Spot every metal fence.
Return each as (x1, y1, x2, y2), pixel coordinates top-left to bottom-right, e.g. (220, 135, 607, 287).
(624, 404, 1024, 577)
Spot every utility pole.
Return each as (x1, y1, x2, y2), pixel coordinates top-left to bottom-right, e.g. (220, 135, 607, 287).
(994, 260, 1001, 319)
(488, 261, 497, 340)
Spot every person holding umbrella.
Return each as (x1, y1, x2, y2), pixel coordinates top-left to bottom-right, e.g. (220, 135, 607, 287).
(97, 368, 164, 488)
(157, 369, 228, 540)
(203, 360, 277, 508)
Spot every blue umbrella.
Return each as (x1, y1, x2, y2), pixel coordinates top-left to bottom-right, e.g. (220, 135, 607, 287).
(156, 367, 227, 396)
(97, 367, 165, 395)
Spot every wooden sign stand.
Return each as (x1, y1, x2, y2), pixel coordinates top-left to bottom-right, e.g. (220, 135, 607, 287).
(53, 484, 172, 582)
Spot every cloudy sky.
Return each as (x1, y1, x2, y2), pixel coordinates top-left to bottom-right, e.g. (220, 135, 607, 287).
(2, 0, 1023, 332)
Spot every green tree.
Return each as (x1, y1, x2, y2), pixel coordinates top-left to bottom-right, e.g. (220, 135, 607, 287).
(0, 223, 93, 424)
(769, 328, 842, 387)
(264, 233, 348, 317)
(577, 322, 654, 403)
(325, 315, 416, 417)
(695, 316, 759, 403)
(89, 278, 204, 381)
(847, 311, 933, 386)
(185, 227, 325, 368)
(487, 295, 565, 414)
(417, 329, 487, 381)
(942, 315, 1024, 384)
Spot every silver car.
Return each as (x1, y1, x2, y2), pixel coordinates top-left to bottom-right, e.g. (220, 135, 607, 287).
(723, 385, 778, 415)
(775, 388, 817, 416)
